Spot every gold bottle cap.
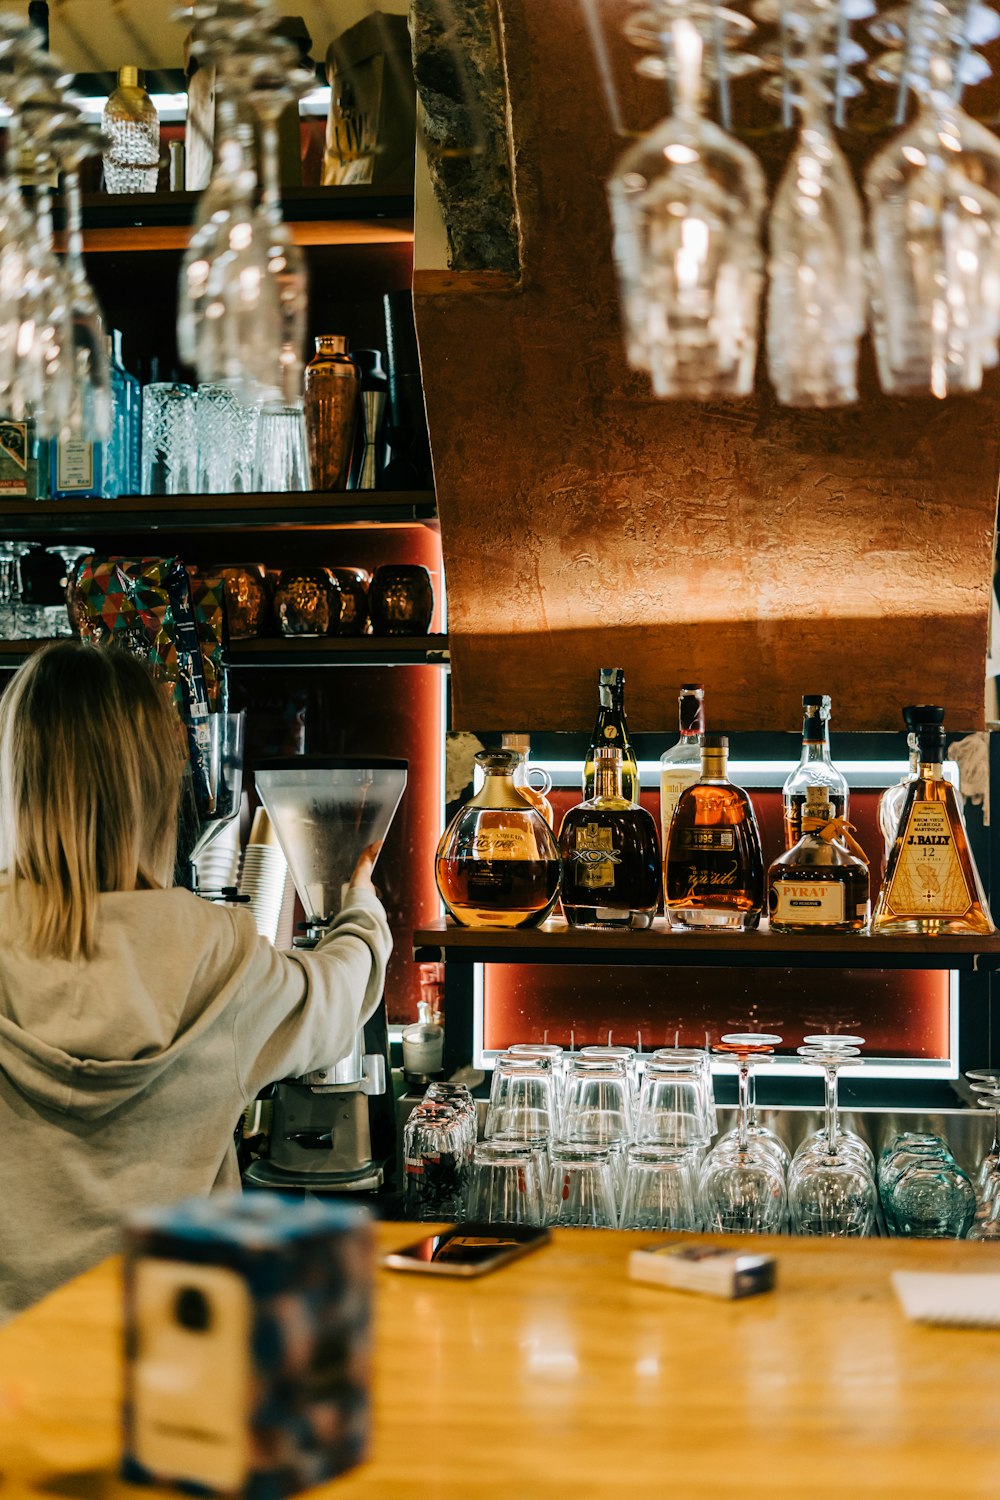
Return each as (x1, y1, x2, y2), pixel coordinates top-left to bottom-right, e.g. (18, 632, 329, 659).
(118, 66, 145, 89)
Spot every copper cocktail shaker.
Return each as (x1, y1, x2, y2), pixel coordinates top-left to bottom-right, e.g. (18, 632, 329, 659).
(303, 335, 359, 491)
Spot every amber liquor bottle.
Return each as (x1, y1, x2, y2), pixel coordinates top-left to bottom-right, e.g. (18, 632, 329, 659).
(768, 785, 869, 933)
(872, 708, 994, 935)
(664, 734, 764, 931)
(583, 668, 639, 804)
(560, 746, 660, 929)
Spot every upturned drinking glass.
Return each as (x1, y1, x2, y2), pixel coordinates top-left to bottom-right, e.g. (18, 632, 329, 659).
(700, 1035, 787, 1234)
(546, 1143, 618, 1228)
(484, 1057, 558, 1143)
(607, 14, 766, 397)
(253, 401, 311, 492)
(560, 1057, 634, 1150)
(888, 1151, 976, 1238)
(619, 1144, 701, 1231)
(787, 1043, 876, 1236)
(403, 1099, 473, 1223)
(467, 1141, 546, 1226)
(634, 1058, 714, 1149)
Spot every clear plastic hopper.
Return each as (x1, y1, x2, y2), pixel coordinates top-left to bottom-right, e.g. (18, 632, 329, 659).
(254, 758, 408, 924)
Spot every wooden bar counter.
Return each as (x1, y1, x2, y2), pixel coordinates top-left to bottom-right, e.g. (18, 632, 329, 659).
(1, 1225, 1000, 1499)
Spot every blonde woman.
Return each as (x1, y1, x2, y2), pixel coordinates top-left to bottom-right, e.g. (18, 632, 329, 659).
(0, 642, 391, 1319)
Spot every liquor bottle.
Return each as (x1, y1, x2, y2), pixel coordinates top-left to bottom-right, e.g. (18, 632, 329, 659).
(559, 746, 660, 929)
(501, 732, 555, 828)
(659, 683, 705, 859)
(102, 68, 160, 194)
(50, 436, 103, 500)
(103, 333, 141, 498)
(435, 749, 561, 929)
(583, 668, 639, 803)
(872, 708, 994, 935)
(878, 707, 921, 868)
(782, 693, 849, 850)
(0, 419, 48, 499)
(664, 733, 764, 931)
(768, 785, 870, 933)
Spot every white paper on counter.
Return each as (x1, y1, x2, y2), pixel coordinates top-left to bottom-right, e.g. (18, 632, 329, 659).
(892, 1270, 1000, 1327)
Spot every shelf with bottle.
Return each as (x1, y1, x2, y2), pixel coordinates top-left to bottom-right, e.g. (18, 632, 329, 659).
(0, 490, 438, 536)
(412, 918, 1000, 969)
(51, 189, 414, 254)
(0, 635, 450, 670)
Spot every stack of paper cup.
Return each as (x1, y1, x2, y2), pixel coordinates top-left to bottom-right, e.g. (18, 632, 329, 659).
(195, 813, 241, 894)
(239, 809, 289, 944)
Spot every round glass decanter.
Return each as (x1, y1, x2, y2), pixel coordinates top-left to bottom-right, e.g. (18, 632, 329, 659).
(435, 750, 561, 929)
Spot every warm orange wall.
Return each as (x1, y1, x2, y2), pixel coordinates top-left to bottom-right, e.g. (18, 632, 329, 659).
(414, 0, 1000, 734)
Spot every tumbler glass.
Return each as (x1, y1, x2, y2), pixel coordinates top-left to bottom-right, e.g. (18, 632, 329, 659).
(560, 1058, 633, 1149)
(467, 1141, 546, 1226)
(546, 1143, 618, 1228)
(635, 1058, 714, 1149)
(141, 382, 195, 495)
(195, 381, 243, 494)
(888, 1152, 976, 1238)
(619, 1145, 701, 1231)
(403, 1099, 473, 1223)
(254, 400, 311, 492)
(484, 1057, 558, 1143)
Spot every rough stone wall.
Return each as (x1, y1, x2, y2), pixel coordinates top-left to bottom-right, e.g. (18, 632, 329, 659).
(414, 0, 1000, 732)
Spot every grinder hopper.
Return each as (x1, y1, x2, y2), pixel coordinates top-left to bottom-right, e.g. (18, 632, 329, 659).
(254, 756, 407, 929)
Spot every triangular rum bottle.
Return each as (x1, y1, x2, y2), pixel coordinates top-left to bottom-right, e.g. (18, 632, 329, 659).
(872, 707, 993, 935)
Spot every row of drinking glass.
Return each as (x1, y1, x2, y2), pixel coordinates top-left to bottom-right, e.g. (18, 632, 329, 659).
(141, 382, 310, 496)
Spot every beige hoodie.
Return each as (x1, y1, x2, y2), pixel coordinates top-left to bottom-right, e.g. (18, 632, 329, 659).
(0, 883, 391, 1320)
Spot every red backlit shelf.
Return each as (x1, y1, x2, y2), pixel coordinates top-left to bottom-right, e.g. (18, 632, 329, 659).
(413, 917, 1000, 970)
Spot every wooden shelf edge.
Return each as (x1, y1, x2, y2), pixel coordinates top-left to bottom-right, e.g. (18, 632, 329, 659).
(412, 918, 1000, 970)
(0, 491, 437, 534)
(0, 637, 450, 669)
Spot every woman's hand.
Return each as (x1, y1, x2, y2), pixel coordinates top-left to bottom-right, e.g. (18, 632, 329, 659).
(349, 842, 383, 894)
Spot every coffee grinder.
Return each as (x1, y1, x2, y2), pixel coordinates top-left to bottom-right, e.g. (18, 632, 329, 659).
(242, 757, 407, 1195)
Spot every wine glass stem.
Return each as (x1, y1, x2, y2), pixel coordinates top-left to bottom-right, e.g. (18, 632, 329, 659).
(63, 165, 86, 280)
(824, 1063, 839, 1153)
(35, 176, 55, 256)
(259, 114, 283, 227)
(737, 1056, 751, 1152)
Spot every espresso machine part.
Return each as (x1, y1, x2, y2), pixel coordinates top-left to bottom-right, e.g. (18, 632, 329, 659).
(244, 756, 407, 1195)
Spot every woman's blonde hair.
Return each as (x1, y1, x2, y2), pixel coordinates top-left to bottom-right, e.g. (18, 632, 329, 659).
(0, 642, 183, 961)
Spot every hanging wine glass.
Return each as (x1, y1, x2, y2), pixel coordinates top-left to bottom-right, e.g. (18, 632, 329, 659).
(48, 121, 112, 442)
(243, 36, 314, 401)
(766, 0, 866, 406)
(787, 1041, 876, 1236)
(700, 1034, 787, 1234)
(864, 0, 1000, 396)
(607, 10, 766, 398)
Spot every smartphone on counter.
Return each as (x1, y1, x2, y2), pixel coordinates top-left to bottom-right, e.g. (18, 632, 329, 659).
(382, 1223, 550, 1278)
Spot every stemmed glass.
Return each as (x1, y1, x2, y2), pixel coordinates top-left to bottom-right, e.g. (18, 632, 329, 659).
(766, 0, 866, 406)
(607, 9, 766, 397)
(864, 0, 1000, 395)
(49, 121, 112, 442)
(788, 1039, 876, 1236)
(965, 1069, 1000, 1206)
(700, 1033, 787, 1234)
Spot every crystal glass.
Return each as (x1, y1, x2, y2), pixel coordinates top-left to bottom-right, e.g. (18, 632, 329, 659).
(545, 1143, 618, 1228)
(0, 540, 37, 638)
(253, 401, 311, 492)
(619, 1144, 701, 1231)
(141, 382, 195, 495)
(435, 750, 562, 929)
(700, 1035, 787, 1234)
(887, 1150, 976, 1238)
(195, 382, 245, 494)
(787, 1042, 876, 1236)
(424, 1082, 479, 1155)
(273, 567, 340, 637)
(766, 8, 865, 407)
(607, 14, 766, 398)
(102, 67, 159, 193)
(467, 1141, 546, 1226)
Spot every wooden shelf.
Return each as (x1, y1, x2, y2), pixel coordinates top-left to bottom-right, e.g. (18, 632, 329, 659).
(55, 189, 414, 254)
(0, 491, 436, 537)
(0, 635, 449, 669)
(413, 916, 1000, 970)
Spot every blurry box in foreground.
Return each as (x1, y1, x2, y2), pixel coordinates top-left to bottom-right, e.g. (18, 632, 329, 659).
(122, 1192, 373, 1497)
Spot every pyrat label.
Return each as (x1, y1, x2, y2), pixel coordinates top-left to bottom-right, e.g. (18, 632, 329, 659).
(770, 879, 845, 924)
(885, 800, 973, 918)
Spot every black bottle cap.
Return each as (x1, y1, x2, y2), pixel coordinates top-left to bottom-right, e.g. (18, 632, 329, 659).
(802, 693, 830, 708)
(903, 705, 945, 729)
(702, 732, 728, 750)
(680, 683, 704, 693)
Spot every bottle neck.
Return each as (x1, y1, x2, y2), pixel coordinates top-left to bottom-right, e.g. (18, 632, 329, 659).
(476, 769, 534, 810)
(919, 760, 944, 782)
(801, 731, 831, 763)
(678, 692, 705, 738)
(599, 686, 623, 713)
(594, 759, 624, 801)
(701, 748, 728, 781)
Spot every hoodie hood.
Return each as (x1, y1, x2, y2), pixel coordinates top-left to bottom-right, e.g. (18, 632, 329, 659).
(0, 886, 255, 1120)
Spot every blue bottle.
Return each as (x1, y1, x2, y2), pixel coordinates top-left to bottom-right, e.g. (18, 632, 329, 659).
(102, 332, 142, 497)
